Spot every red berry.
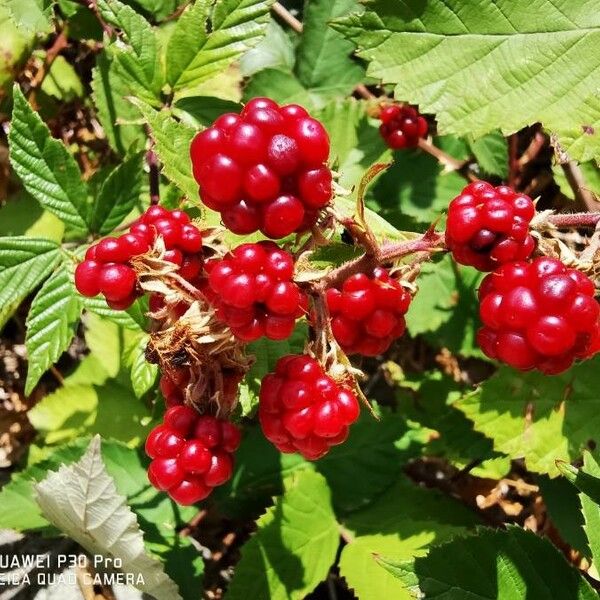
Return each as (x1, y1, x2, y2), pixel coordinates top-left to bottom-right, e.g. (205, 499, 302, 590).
(326, 268, 412, 356)
(190, 98, 332, 238)
(99, 264, 136, 302)
(145, 406, 240, 505)
(445, 183, 536, 271)
(477, 257, 600, 374)
(378, 103, 428, 149)
(75, 260, 101, 297)
(259, 355, 360, 460)
(95, 237, 130, 263)
(205, 242, 306, 342)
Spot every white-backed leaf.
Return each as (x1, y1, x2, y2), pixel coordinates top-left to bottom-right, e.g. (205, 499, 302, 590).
(35, 436, 182, 600)
(25, 262, 83, 394)
(0, 236, 61, 330)
(9, 86, 89, 233)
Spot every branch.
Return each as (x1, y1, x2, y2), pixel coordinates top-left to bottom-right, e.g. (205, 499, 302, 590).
(310, 229, 445, 292)
(417, 138, 478, 182)
(272, 2, 302, 32)
(28, 30, 69, 107)
(561, 161, 599, 211)
(546, 212, 600, 228)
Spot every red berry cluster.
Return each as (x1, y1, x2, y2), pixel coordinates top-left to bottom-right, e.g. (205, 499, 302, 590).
(477, 257, 600, 374)
(75, 206, 203, 310)
(259, 355, 360, 460)
(204, 242, 307, 342)
(326, 268, 411, 356)
(445, 182, 536, 272)
(145, 405, 241, 505)
(378, 104, 428, 149)
(190, 97, 332, 239)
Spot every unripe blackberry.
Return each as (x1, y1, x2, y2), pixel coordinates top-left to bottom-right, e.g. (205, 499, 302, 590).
(204, 241, 308, 342)
(445, 182, 536, 271)
(145, 406, 241, 505)
(326, 267, 411, 356)
(477, 258, 600, 374)
(378, 104, 428, 149)
(75, 207, 204, 310)
(190, 98, 332, 238)
(259, 355, 360, 460)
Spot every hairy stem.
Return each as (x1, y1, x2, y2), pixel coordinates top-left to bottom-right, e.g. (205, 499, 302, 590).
(547, 212, 600, 228)
(310, 230, 445, 292)
(561, 161, 599, 211)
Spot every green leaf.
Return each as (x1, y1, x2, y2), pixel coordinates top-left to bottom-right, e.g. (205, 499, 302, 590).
(537, 474, 590, 557)
(9, 86, 89, 233)
(396, 371, 508, 479)
(0, 439, 87, 531)
(579, 453, 600, 568)
(340, 477, 478, 600)
(295, 0, 365, 102)
(0, 236, 61, 330)
(91, 51, 146, 156)
(367, 140, 466, 229)
(40, 55, 84, 102)
(457, 356, 600, 476)
(243, 67, 314, 108)
(468, 131, 509, 179)
(226, 470, 339, 600)
(215, 410, 424, 517)
(97, 0, 160, 96)
(82, 294, 147, 330)
(406, 254, 484, 357)
(35, 436, 182, 600)
(240, 19, 295, 77)
(317, 98, 387, 189)
(90, 152, 146, 234)
(28, 314, 153, 446)
(25, 262, 83, 394)
(0, 5, 36, 96)
(4, 0, 54, 35)
(166, 0, 273, 94)
(382, 526, 597, 599)
(0, 191, 64, 242)
(124, 331, 158, 398)
(333, 0, 600, 163)
(174, 95, 242, 128)
(131, 99, 198, 200)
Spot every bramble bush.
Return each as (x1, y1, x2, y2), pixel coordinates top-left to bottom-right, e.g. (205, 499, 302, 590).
(1, 0, 600, 598)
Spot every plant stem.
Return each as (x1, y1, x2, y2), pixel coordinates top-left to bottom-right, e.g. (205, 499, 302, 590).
(561, 161, 599, 211)
(417, 138, 478, 182)
(311, 230, 444, 291)
(28, 29, 69, 107)
(147, 148, 160, 205)
(272, 2, 302, 32)
(547, 212, 600, 228)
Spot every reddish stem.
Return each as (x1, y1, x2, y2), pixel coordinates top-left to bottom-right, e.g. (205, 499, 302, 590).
(312, 231, 445, 291)
(547, 212, 600, 228)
